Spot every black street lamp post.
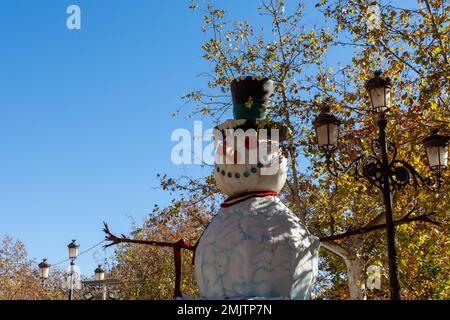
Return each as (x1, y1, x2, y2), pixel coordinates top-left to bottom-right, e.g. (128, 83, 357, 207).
(377, 113, 400, 300)
(95, 265, 107, 300)
(313, 71, 449, 300)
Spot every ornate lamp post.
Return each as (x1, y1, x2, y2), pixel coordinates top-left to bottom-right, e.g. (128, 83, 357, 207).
(313, 70, 449, 300)
(95, 265, 107, 300)
(38, 241, 82, 299)
(67, 239, 80, 300)
(38, 258, 60, 293)
(82, 264, 119, 300)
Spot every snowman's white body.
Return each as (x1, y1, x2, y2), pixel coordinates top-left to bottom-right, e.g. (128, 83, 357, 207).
(195, 130, 320, 299)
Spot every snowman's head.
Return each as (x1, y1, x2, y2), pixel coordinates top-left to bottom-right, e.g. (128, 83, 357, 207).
(213, 125, 288, 197)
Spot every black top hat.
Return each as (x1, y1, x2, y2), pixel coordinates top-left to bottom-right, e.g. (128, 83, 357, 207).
(215, 76, 288, 141)
(231, 76, 274, 120)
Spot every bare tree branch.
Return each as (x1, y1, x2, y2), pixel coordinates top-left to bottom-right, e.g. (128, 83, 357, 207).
(320, 212, 441, 242)
(102, 222, 197, 298)
(320, 241, 351, 260)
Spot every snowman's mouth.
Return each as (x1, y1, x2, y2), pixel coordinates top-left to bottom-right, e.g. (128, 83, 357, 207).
(215, 162, 264, 179)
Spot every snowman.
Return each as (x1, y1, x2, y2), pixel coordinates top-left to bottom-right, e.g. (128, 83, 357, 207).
(195, 76, 320, 300)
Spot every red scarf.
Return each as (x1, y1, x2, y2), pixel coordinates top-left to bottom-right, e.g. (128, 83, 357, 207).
(221, 191, 278, 208)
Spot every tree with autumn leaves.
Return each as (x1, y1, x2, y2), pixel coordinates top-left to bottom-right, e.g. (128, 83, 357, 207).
(0, 236, 65, 300)
(110, 0, 448, 300)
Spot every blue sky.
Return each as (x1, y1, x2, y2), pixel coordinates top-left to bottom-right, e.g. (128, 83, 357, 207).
(0, 0, 298, 277)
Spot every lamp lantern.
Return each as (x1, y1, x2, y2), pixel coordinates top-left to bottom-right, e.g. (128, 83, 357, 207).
(94, 265, 105, 281)
(313, 105, 341, 152)
(67, 240, 80, 260)
(423, 129, 450, 171)
(365, 70, 392, 113)
(38, 258, 50, 280)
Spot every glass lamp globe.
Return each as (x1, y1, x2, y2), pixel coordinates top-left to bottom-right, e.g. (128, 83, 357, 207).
(423, 129, 450, 171)
(94, 265, 105, 281)
(38, 258, 50, 279)
(313, 105, 341, 152)
(365, 70, 392, 113)
(67, 240, 80, 260)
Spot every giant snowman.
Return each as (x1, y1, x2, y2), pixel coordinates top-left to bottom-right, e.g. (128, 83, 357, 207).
(195, 76, 320, 299)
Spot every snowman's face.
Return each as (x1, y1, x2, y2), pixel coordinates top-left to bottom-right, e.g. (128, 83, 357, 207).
(213, 134, 287, 197)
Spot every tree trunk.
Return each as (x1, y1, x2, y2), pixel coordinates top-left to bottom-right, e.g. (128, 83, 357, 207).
(344, 255, 366, 300)
(321, 237, 367, 300)
(344, 235, 366, 300)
